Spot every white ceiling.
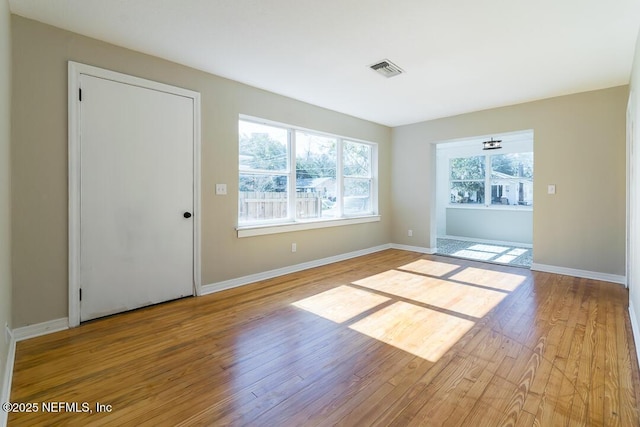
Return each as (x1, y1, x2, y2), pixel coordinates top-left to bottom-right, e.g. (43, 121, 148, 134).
(9, 0, 640, 127)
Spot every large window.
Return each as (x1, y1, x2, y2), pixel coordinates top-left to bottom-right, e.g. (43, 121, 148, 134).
(450, 152, 533, 206)
(239, 118, 377, 227)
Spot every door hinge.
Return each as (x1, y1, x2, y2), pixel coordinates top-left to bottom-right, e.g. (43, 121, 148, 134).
(79, 88, 82, 101)
(79, 288, 82, 301)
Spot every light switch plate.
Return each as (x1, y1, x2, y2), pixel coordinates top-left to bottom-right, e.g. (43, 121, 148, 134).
(547, 184, 556, 195)
(216, 183, 227, 195)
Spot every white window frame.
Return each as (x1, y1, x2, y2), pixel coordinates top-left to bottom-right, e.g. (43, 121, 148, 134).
(238, 120, 292, 225)
(237, 115, 379, 237)
(448, 155, 487, 205)
(342, 139, 375, 216)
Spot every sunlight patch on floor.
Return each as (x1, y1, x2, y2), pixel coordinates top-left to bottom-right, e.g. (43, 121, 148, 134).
(349, 301, 475, 362)
(353, 269, 507, 318)
(450, 267, 527, 291)
(292, 285, 390, 323)
(507, 248, 527, 256)
(291, 262, 526, 362)
(398, 259, 462, 277)
(452, 249, 496, 261)
(468, 244, 510, 254)
(494, 255, 517, 264)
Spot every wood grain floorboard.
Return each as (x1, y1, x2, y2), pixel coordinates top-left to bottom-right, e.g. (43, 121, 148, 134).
(8, 249, 640, 426)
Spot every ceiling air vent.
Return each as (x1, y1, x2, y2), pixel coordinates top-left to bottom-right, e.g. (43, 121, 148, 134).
(369, 59, 404, 78)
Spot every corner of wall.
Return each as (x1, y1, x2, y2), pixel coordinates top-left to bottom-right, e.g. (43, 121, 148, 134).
(0, 2, 13, 425)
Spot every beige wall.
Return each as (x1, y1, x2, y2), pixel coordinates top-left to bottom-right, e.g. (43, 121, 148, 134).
(392, 86, 628, 276)
(0, 0, 12, 400)
(446, 209, 533, 245)
(628, 26, 640, 348)
(11, 16, 392, 327)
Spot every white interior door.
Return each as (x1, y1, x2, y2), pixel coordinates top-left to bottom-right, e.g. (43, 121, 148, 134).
(79, 74, 194, 322)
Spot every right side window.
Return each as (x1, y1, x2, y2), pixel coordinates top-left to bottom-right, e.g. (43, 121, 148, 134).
(490, 153, 534, 206)
(343, 140, 373, 216)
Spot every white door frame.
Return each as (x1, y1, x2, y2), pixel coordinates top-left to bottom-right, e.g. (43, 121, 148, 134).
(627, 91, 635, 289)
(432, 130, 534, 249)
(68, 61, 202, 327)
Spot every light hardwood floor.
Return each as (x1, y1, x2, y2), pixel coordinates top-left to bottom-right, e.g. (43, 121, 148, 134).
(8, 249, 640, 426)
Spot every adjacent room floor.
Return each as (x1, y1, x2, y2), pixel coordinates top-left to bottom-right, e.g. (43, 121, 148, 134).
(437, 238, 533, 268)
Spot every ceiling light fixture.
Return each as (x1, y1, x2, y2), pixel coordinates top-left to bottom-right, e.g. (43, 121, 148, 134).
(369, 59, 404, 78)
(483, 138, 502, 150)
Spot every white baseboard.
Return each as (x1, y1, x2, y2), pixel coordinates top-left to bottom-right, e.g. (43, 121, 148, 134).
(0, 333, 15, 427)
(629, 301, 640, 372)
(389, 243, 436, 254)
(7, 250, 627, 346)
(201, 244, 393, 295)
(441, 235, 533, 249)
(12, 318, 69, 342)
(530, 263, 626, 285)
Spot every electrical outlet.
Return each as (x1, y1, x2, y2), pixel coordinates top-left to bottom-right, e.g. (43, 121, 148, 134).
(408, 229, 413, 237)
(291, 243, 297, 253)
(215, 183, 227, 195)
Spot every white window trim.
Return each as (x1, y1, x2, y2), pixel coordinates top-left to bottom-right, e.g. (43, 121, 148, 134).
(237, 215, 381, 238)
(446, 204, 532, 212)
(238, 115, 379, 235)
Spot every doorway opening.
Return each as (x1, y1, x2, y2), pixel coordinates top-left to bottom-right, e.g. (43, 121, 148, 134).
(434, 130, 534, 268)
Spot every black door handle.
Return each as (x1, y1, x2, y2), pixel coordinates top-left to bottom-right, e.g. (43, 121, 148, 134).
(183, 212, 192, 219)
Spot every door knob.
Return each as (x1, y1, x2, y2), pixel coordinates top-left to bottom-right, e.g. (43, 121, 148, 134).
(183, 212, 192, 219)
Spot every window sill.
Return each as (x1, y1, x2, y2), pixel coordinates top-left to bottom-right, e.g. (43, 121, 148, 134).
(237, 215, 381, 238)
(447, 205, 533, 212)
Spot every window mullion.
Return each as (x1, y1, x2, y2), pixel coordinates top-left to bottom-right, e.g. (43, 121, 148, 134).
(289, 129, 296, 221)
(485, 155, 491, 207)
(337, 138, 344, 217)
(370, 145, 376, 214)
